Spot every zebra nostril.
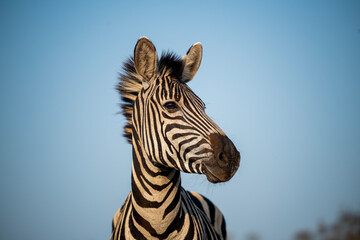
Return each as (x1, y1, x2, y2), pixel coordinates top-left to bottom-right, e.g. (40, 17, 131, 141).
(218, 152, 224, 161)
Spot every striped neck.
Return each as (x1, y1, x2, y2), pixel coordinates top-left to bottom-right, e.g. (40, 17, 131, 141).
(130, 131, 182, 236)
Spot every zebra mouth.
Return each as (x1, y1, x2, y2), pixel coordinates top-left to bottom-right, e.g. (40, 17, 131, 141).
(203, 163, 238, 183)
(203, 166, 222, 183)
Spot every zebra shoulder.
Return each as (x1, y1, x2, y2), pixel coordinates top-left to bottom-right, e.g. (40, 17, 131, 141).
(112, 193, 132, 232)
(112, 207, 121, 232)
(188, 191, 227, 239)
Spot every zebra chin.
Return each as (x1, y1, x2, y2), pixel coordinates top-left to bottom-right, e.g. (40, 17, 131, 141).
(202, 133, 241, 183)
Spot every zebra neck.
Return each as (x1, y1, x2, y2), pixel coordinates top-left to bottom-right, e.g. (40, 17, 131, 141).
(130, 141, 182, 234)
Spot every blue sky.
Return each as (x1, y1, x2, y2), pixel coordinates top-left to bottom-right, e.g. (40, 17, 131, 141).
(1, 1, 359, 239)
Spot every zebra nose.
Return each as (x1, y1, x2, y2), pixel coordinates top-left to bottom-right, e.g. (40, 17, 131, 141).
(210, 133, 239, 166)
(206, 133, 240, 182)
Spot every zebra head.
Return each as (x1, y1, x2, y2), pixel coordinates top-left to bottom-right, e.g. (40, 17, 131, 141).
(119, 37, 240, 183)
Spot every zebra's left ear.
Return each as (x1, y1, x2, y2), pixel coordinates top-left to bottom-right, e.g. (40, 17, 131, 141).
(181, 42, 202, 82)
(134, 37, 158, 85)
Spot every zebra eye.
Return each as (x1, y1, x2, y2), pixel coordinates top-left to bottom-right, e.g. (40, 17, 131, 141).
(163, 101, 179, 111)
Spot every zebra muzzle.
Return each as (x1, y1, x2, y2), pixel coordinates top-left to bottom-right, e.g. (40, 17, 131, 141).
(203, 133, 240, 183)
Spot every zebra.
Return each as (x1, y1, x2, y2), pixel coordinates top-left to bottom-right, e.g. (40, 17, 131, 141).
(111, 37, 240, 240)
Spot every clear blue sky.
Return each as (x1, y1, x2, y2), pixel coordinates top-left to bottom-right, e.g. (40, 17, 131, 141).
(1, 1, 359, 239)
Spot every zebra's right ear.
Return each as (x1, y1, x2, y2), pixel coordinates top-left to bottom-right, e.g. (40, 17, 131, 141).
(134, 37, 158, 84)
(181, 42, 202, 83)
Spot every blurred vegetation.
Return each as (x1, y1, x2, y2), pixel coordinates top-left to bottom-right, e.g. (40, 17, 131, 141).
(240, 210, 360, 240)
(293, 210, 360, 240)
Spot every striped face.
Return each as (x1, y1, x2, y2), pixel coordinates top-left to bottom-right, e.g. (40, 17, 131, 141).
(129, 37, 240, 183)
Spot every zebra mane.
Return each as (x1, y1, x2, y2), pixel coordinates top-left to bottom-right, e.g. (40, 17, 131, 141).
(117, 51, 184, 143)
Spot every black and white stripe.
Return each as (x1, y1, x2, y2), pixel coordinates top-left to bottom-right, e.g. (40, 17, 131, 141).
(111, 37, 240, 240)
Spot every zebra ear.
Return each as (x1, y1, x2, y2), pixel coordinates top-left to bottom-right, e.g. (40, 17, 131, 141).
(134, 37, 158, 83)
(182, 42, 202, 82)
